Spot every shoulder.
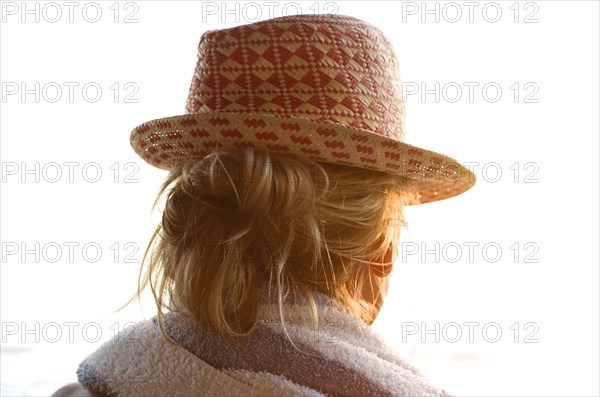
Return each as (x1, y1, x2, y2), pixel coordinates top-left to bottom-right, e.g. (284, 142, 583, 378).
(50, 383, 107, 397)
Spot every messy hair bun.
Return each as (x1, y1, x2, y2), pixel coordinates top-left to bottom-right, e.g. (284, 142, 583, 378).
(137, 148, 416, 338)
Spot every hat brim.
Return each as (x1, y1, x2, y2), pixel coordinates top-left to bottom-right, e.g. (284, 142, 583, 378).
(130, 112, 476, 204)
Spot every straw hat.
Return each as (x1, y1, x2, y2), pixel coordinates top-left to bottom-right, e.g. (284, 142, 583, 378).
(130, 14, 475, 203)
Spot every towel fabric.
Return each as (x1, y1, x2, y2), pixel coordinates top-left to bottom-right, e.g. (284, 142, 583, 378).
(77, 293, 450, 396)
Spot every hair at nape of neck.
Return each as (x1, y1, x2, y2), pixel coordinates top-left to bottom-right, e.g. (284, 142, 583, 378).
(134, 148, 418, 340)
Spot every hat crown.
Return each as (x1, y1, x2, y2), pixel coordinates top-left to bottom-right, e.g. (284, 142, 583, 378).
(185, 14, 406, 141)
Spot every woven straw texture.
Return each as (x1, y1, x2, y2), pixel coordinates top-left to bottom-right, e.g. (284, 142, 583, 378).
(130, 14, 475, 203)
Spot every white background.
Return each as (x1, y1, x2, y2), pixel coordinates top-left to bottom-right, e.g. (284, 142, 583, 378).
(1, 1, 598, 396)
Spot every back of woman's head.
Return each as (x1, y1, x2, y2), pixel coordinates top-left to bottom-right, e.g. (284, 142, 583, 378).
(138, 148, 417, 338)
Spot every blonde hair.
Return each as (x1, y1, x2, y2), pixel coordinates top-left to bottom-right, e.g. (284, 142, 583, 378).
(136, 148, 417, 339)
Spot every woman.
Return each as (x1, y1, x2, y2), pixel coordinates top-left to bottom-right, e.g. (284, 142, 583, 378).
(53, 13, 475, 396)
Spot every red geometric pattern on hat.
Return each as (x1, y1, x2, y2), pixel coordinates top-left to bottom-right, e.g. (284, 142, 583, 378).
(130, 14, 476, 204)
(185, 14, 405, 141)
